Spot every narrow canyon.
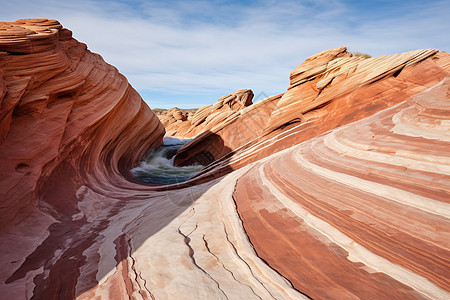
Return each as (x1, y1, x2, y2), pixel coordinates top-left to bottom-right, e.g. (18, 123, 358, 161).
(0, 19, 449, 299)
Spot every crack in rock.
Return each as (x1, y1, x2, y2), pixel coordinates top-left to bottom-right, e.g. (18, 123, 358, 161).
(202, 233, 264, 300)
(177, 225, 229, 300)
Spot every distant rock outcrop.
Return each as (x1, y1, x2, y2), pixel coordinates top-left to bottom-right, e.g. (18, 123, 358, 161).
(175, 93, 282, 166)
(162, 88, 254, 138)
(156, 107, 189, 127)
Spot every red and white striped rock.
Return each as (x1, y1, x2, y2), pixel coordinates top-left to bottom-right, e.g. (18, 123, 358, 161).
(232, 78, 450, 299)
(0, 19, 165, 299)
(1, 19, 449, 300)
(182, 47, 450, 173)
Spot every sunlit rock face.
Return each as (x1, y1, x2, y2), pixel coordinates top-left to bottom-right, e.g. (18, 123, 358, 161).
(1, 19, 449, 300)
(162, 88, 254, 138)
(264, 47, 445, 134)
(156, 107, 188, 128)
(0, 19, 165, 225)
(232, 78, 450, 299)
(175, 47, 450, 169)
(174, 93, 282, 166)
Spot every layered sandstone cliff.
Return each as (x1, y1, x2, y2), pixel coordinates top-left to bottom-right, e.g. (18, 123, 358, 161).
(175, 93, 282, 166)
(174, 46, 450, 168)
(160, 88, 254, 138)
(1, 19, 449, 300)
(0, 19, 165, 226)
(0, 19, 165, 298)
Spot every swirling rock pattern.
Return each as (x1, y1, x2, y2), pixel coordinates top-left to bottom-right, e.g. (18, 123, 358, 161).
(0, 20, 299, 300)
(0, 19, 165, 299)
(0, 19, 164, 226)
(179, 47, 450, 173)
(1, 19, 449, 300)
(233, 77, 450, 299)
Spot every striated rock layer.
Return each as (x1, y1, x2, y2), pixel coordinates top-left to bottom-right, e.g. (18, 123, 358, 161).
(232, 78, 450, 299)
(1, 19, 449, 300)
(175, 93, 282, 166)
(0, 19, 165, 299)
(162, 88, 254, 139)
(0, 19, 301, 300)
(175, 47, 450, 169)
(0, 19, 165, 227)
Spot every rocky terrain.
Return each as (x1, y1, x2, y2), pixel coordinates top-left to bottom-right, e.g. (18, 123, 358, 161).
(0, 19, 449, 299)
(153, 107, 196, 127)
(157, 88, 254, 139)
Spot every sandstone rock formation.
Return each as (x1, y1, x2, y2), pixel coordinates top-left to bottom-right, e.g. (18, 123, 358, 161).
(232, 78, 450, 299)
(155, 107, 189, 128)
(175, 93, 282, 166)
(1, 19, 449, 300)
(175, 47, 450, 169)
(0, 19, 165, 298)
(162, 88, 254, 138)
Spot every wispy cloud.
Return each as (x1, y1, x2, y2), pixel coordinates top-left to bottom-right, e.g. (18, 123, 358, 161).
(2, 0, 449, 108)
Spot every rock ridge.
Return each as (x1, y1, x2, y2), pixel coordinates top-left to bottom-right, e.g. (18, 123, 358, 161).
(175, 46, 450, 170)
(160, 88, 254, 138)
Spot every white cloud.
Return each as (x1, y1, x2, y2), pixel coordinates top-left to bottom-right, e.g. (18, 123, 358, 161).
(1, 0, 449, 108)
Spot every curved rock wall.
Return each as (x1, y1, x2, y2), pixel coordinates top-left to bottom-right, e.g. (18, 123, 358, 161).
(232, 78, 450, 299)
(0, 19, 164, 235)
(264, 47, 440, 133)
(1, 19, 449, 300)
(0, 20, 295, 300)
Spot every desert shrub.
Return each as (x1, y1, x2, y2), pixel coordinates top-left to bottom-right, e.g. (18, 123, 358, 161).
(353, 52, 372, 59)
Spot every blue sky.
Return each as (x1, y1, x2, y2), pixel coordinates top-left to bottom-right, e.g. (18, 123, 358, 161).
(2, 0, 449, 108)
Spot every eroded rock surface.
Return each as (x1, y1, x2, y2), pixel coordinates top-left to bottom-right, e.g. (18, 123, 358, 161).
(1, 20, 449, 300)
(177, 47, 450, 170)
(155, 107, 190, 128)
(162, 89, 254, 138)
(232, 78, 450, 299)
(175, 93, 282, 166)
(0, 19, 165, 299)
